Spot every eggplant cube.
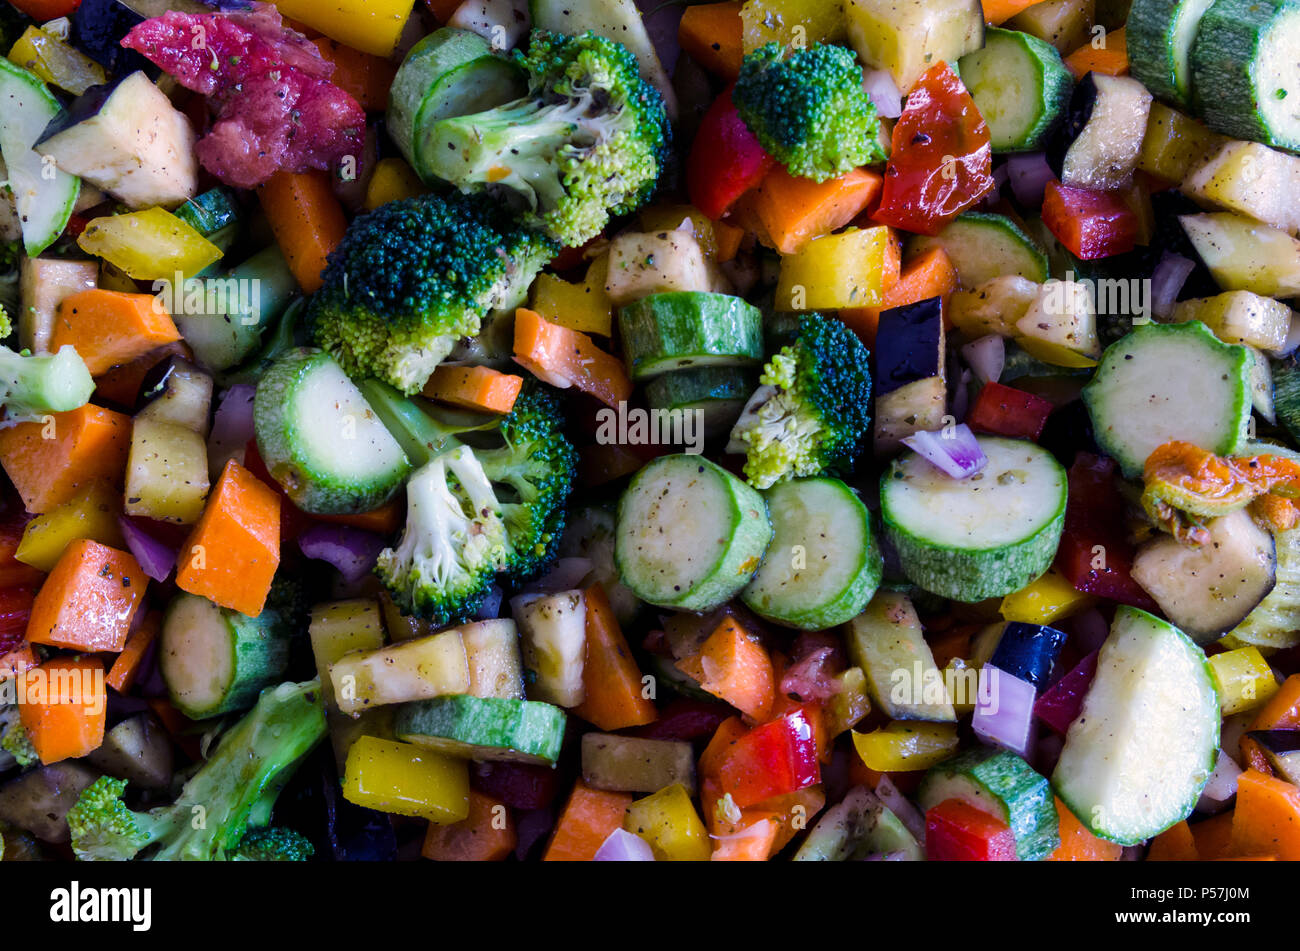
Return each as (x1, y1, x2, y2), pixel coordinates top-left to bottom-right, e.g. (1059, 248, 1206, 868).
(989, 621, 1068, 691)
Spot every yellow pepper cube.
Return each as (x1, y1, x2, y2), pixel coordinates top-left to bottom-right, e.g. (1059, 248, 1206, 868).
(624, 783, 711, 861)
(999, 568, 1096, 625)
(776, 226, 891, 310)
(851, 721, 959, 772)
(741, 0, 847, 53)
(273, 0, 416, 57)
(8, 26, 106, 95)
(1209, 647, 1280, 716)
(78, 207, 223, 282)
(529, 262, 614, 337)
(363, 157, 428, 211)
(343, 735, 469, 824)
(16, 480, 125, 572)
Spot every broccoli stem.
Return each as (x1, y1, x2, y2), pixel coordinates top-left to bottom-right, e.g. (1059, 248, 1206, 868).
(0, 345, 94, 421)
(358, 378, 500, 467)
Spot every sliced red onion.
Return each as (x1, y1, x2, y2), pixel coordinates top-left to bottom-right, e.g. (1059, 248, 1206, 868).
(861, 68, 902, 118)
(1006, 152, 1053, 207)
(1034, 651, 1098, 735)
(950, 367, 972, 420)
(981, 164, 1008, 208)
(1196, 750, 1242, 813)
(207, 384, 256, 481)
(520, 557, 593, 596)
(1151, 252, 1196, 319)
(962, 335, 1005, 385)
(974, 665, 1037, 758)
(901, 423, 988, 479)
(594, 827, 655, 861)
(118, 516, 178, 582)
(298, 523, 386, 585)
(874, 775, 926, 845)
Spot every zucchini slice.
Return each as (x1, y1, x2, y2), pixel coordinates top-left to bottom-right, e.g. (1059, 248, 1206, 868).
(741, 477, 883, 630)
(880, 436, 1068, 602)
(644, 367, 758, 442)
(617, 291, 764, 381)
(919, 748, 1060, 861)
(1190, 0, 1300, 152)
(906, 213, 1050, 288)
(1081, 320, 1252, 477)
(394, 694, 567, 765)
(845, 590, 957, 722)
(960, 27, 1073, 152)
(1180, 212, 1300, 297)
(615, 454, 773, 611)
(794, 785, 924, 861)
(1126, 0, 1215, 109)
(254, 348, 412, 515)
(1052, 606, 1219, 845)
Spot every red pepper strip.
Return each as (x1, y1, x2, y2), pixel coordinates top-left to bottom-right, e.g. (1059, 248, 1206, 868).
(710, 705, 821, 808)
(967, 381, 1054, 440)
(1033, 651, 1098, 735)
(871, 63, 994, 236)
(925, 798, 1018, 861)
(1042, 180, 1140, 260)
(687, 87, 775, 220)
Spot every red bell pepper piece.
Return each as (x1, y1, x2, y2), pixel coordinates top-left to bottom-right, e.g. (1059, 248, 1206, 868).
(1054, 453, 1158, 610)
(710, 705, 821, 808)
(687, 87, 775, 220)
(925, 798, 1018, 861)
(8, 0, 82, 18)
(0, 586, 35, 657)
(1034, 651, 1098, 735)
(967, 381, 1054, 440)
(872, 63, 994, 236)
(1042, 181, 1139, 260)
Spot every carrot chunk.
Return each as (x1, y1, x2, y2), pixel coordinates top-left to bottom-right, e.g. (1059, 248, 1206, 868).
(51, 289, 181, 376)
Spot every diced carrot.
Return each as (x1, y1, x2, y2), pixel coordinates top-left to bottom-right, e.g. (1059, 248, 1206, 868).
(571, 584, 658, 730)
(752, 166, 883, 255)
(1190, 812, 1237, 860)
(1064, 27, 1129, 80)
(839, 246, 958, 347)
(1, 644, 39, 682)
(1230, 770, 1300, 859)
(711, 817, 777, 860)
(26, 539, 146, 653)
(982, 0, 1040, 24)
(106, 610, 161, 693)
(675, 615, 775, 721)
(422, 790, 516, 861)
(513, 308, 633, 409)
(176, 459, 281, 617)
(50, 290, 181, 376)
(18, 655, 106, 764)
(1146, 820, 1198, 861)
(312, 37, 396, 111)
(422, 365, 524, 415)
(312, 495, 404, 535)
(0, 404, 132, 515)
(1242, 674, 1300, 774)
(678, 2, 744, 80)
(542, 782, 632, 861)
(93, 341, 192, 409)
(700, 717, 749, 793)
(258, 170, 348, 294)
(714, 219, 744, 263)
(1047, 797, 1123, 860)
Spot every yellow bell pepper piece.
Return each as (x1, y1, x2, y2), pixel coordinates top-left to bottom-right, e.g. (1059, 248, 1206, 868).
(1013, 336, 1100, 368)
(624, 783, 711, 861)
(823, 666, 872, 737)
(529, 256, 615, 337)
(78, 208, 223, 282)
(999, 568, 1095, 625)
(343, 736, 469, 823)
(1209, 647, 1280, 716)
(8, 26, 106, 96)
(15, 481, 125, 572)
(851, 721, 959, 772)
(273, 0, 416, 57)
(776, 226, 892, 310)
(363, 157, 428, 211)
(741, 0, 846, 53)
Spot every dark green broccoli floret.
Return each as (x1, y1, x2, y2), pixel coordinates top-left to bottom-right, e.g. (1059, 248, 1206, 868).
(729, 311, 872, 489)
(66, 680, 326, 861)
(309, 192, 556, 394)
(422, 30, 670, 248)
(231, 826, 315, 861)
(733, 42, 885, 182)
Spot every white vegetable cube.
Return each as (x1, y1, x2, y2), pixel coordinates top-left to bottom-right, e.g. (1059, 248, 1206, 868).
(604, 230, 729, 305)
(514, 589, 587, 707)
(1016, 279, 1100, 357)
(1183, 141, 1300, 236)
(124, 417, 210, 524)
(845, 0, 984, 93)
(461, 618, 526, 700)
(329, 628, 470, 716)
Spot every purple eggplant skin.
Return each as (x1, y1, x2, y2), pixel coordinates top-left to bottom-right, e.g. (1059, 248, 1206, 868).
(872, 296, 944, 397)
(70, 0, 159, 78)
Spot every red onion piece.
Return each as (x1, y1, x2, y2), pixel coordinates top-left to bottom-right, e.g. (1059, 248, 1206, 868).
(1196, 750, 1242, 813)
(594, 827, 656, 861)
(974, 665, 1037, 758)
(118, 516, 179, 582)
(1151, 252, 1195, 319)
(962, 334, 1005, 385)
(1006, 152, 1053, 207)
(207, 384, 256, 481)
(901, 423, 988, 479)
(861, 68, 902, 118)
(297, 523, 386, 585)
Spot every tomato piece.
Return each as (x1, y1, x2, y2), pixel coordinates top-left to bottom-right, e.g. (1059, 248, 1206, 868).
(967, 381, 1054, 440)
(9, 0, 82, 18)
(710, 706, 821, 807)
(925, 798, 1018, 861)
(1042, 181, 1139, 260)
(872, 63, 994, 236)
(687, 87, 775, 220)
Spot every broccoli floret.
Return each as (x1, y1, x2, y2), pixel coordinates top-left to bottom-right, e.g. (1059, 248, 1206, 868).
(66, 680, 326, 861)
(376, 445, 511, 626)
(733, 42, 885, 182)
(231, 826, 315, 861)
(0, 718, 36, 767)
(423, 30, 670, 248)
(309, 192, 556, 394)
(729, 312, 873, 489)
